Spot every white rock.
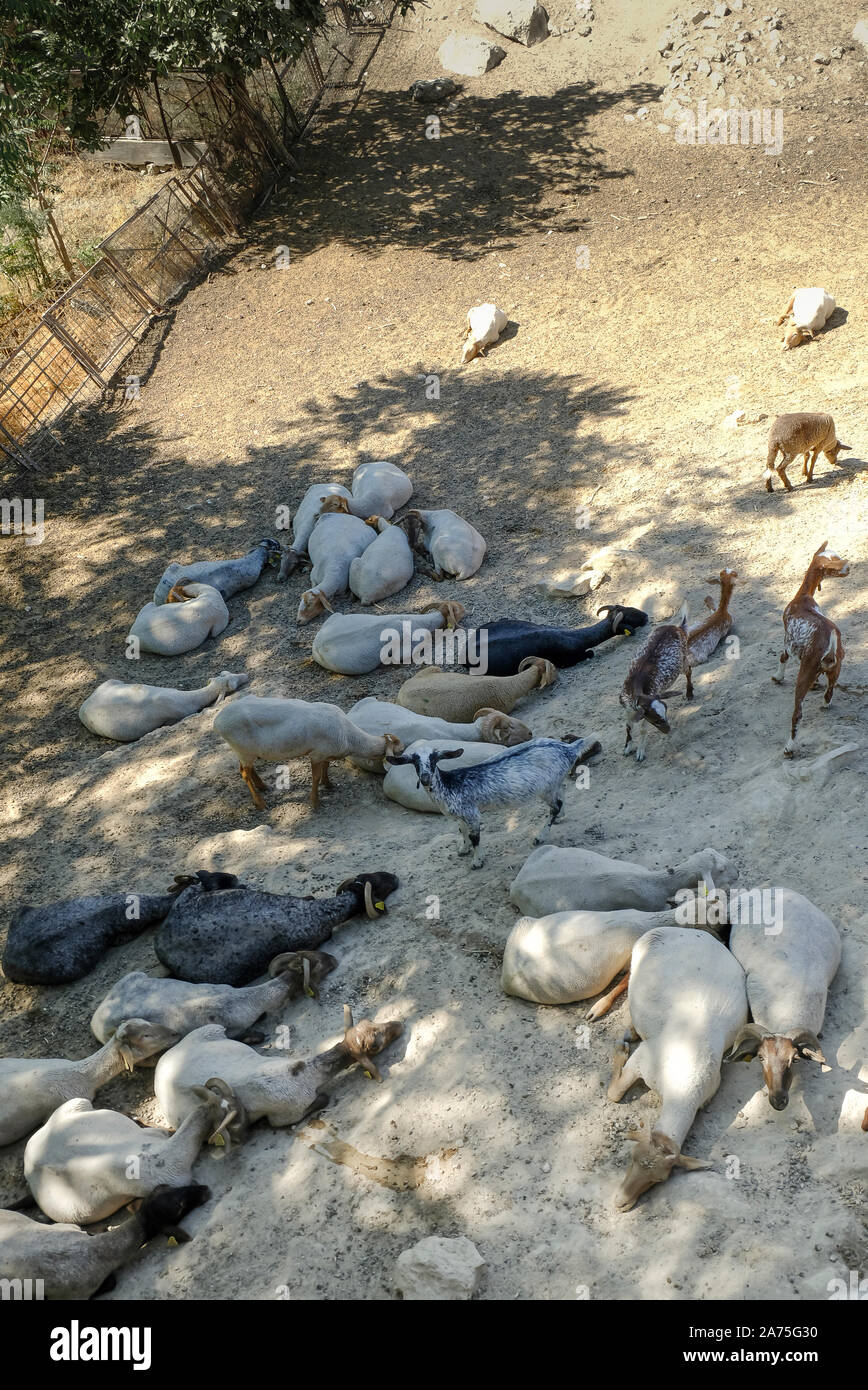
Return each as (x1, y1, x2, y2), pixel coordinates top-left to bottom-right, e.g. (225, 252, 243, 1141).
(438, 32, 507, 75)
(472, 0, 549, 46)
(722, 409, 746, 428)
(395, 1236, 486, 1300)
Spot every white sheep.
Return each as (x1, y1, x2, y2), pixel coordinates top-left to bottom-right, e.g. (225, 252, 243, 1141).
(297, 512, 376, 623)
(347, 461, 413, 518)
(509, 845, 736, 916)
(348, 517, 415, 604)
(461, 303, 508, 363)
(290, 483, 352, 556)
(78, 671, 249, 742)
(128, 582, 229, 656)
(778, 287, 836, 350)
(311, 601, 465, 675)
(401, 508, 486, 580)
(346, 696, 531, 772)
(608, 926, 748, 1210)
(384, 739, 506, 812)
(213, 694, 403, 808)
(727, 888, 841, 1110)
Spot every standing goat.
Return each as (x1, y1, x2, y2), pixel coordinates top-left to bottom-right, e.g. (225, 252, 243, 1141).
(771, 541, 850, 756)
(687, 569, 737, 667)
(620, 608, 692, 762)
(385, 736, 600, 869)
(764, 413, 851, 493)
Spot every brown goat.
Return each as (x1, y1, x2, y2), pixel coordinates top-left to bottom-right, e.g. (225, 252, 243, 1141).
(687, 568, 737, 666)
(772, 541, 850, 756)
(765, 413, 851, 493)
(620, 606, 692, 762)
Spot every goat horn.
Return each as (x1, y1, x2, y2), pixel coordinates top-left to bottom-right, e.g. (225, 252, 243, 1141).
(363, 879, 378, 919)
(727, 1024, 768, 1059)
(302, 955, 312, 996)
(343, 1003, 354, 1032)
(791, 1028, 825, 1061)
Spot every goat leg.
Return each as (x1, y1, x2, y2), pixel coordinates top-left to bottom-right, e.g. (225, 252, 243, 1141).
(587, 972, 630, 1022)
(771, 650, 788, 685)
(785, 661, 816, 756)
(241, 765, 266, 809)
(607, 1040, 646, 1102)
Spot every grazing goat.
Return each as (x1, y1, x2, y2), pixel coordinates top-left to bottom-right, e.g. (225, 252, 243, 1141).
(386, 736, 600, 869)
(397, 656, 556, 723)
(399, 508, 486, 580)
(620, 607, 692, 762)
(687, 569, 737, 666)
(312, 601, 465, 675)
(79, 671, 249, 742)
(764, 413, 851, 493)
(609, 927, 748, 1210)
(297, 512, 376, 623)
(347, 697, 531, 772)
(728, 888, 841, 1110)
(213, 695, 404, 808)
(128, 582, 229, 656)
(461, 303, 508, 363)
(777, 287, 836, 350)
(510, 844, 736, 916)
(771, 541, 850, 756)
(348, 517, 415, 605)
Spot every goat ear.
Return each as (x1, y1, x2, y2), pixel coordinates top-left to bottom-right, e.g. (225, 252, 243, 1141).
(792, 1031, 826, 1064)
(385, 754, 411, 765)
(434, 748, 464, 761)
(674, 1153, 712, 1172)
(836, 441, 852, 452)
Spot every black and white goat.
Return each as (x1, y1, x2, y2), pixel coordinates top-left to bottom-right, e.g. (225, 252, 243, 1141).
(385, 736, 601, 869)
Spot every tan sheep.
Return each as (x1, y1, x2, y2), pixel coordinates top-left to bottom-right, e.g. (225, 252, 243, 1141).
(396, 656, 556, 722)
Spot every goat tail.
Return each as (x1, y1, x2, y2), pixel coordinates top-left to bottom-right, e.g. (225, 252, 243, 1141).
(673, 601, 689, 630)
(567, 735, 602, 771)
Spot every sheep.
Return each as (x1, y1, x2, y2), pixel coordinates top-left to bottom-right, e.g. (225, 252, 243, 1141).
(0, 1020, 179, 1148)
(311, 601, 465, 676)
(347, 461, 413, 519)
(399, 508, 486, 581)
(502, 897, 720, 1018)
(213, 694, 405, 808)
(764, 413, 851, 493)
(620, 607, 692, 762)
(154, 871, 399, 986)
(297, 512, 377, 623)
(727, 889, 841, 1110)
(608, 926, 748, 1210)
(154, 1005, 403, 1132)
(348, 516, 415, 604)
(461, 303, 508, 363)
(509, 844, 737, 916)
(385, 735, 600, 869)
(2, 886, 179, 986)
(346, 696, 531, 772)
(771, 541, 850, 756)
(0, 1184, 210, 1300)
(287, 483, 352, 559)
(24, 1083, 244, 1225)
(397, 655, 556, 723)
(384, 739, 507, 812)
(128, 582, 229, 656)
(90, 950, 337, 1045)
(686, 569, 737, 667)
(777, 287, 836, 350)
(153, 539, 281, 604)
(78, 670, 249, 742)
(469, 605, 649, 676)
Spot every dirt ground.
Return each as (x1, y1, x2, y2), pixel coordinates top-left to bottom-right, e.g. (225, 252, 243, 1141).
(1, 0, 866, 1300)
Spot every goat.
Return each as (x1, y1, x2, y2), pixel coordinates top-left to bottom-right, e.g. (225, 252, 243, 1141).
(213, 695, 404, 808)
(154, 871, 399, 986)
(348, 517, 415, 604)
(510, 844, 736, 916)
(384, 738, 507, 812)
(91, 951, 337, 1044)
(0, 1020, 179, 1148)
(154, 1005, 402, 1132)
(153, 539, 281, 604)
(397, 655, 556, 723)
(468, 605, 649, 676)
(686, 569, 737, 666)
(79, 670, 249, 742)
(128, 581, 229, 656)
(771, 541, 850, 755)
(609, 926, 748, 1210)
(461, 303, 508, 363)
(296, 511, 376, 622)
(764, 413, 851, 492)
(347, 460, 413, 519)
(2, 887, 180, 986)
(311, 601, 465, 675)
(347, 696, 531, 772)
(24, 1084, 245, 1225)
(0, 1184, 210, 1300)
(385, 736, 600, 869)
(777, 287, 836, 350)
(399, 508, 486, 580)
(620, 606, 692, 762)
(727, 888, 841, 1110)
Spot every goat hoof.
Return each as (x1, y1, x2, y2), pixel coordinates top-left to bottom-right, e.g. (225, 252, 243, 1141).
(456, 844, 471, 857)
(634, 752, 646, 764)
(771, 676, 783, 686)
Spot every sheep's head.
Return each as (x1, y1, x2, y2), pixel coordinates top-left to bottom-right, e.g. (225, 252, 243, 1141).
(518, 656, 558, 689)
(782, 325, 812, 350)
(276, 546, 305, 583)
(211, 671, 250, 702)
(728, 1024, 825, 1110)
(397, 511, 426, 552)
(615, 1130, 711, 1211)
(318, 494, 351, 516)
(261, 538, 283, 565)
(166, 580, 195, 603)
(421, 599, 466, 630)
(341, 1003, 403, 1082)
(596, 605, 649, 637)
(473, 707, 532, 746)
(381, 732, 405, 761)
(193, 1078, 249, 1149)
(137, 1183, 211, 1244)
(267, 949, 338, 999)
(297, 588, 334, 624)
(364, 514, 383, 530)
(336, 871, 400, 919)
(113, 1018, 180, 1070)
(826, 440, 852, 464)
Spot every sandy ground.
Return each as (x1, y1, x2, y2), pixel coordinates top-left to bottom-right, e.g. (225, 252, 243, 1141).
(1, 0, 867, 1300)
